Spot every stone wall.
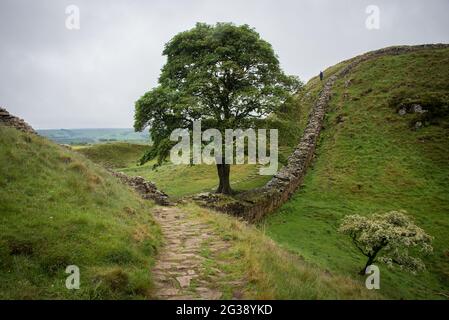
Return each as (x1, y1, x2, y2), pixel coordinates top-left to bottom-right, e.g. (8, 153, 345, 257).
(208, 44, 449, 223)
(110, 171, 171, 206)
(0, 107, 37, 134)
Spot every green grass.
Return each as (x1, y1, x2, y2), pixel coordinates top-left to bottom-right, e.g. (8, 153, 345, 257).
(264, 48, 449, 299)
(183, 203, 380, 299)
(0, 127, 161, 299)
(76, 142, 293, 200)
(120, 161, 272, 200)
(76, 142, 149, 169)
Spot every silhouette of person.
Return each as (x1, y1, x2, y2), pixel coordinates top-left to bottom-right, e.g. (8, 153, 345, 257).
(319, 71, 324, 81)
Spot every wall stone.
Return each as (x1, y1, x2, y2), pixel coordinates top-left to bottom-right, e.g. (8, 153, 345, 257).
(110, 171, 171, 206)
(0, 107, 37, 134)
(200, 44, 449, 223)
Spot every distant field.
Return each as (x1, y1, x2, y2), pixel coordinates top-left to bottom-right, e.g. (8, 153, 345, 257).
(76, 142, 149, 169)
(37, 128, 149, 145)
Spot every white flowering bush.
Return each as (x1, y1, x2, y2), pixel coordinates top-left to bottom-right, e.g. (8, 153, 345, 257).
(339, 210, 433, 274)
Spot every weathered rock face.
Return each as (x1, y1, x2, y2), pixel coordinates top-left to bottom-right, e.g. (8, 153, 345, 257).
(0, 107, 36, 134)
(198, 44, 449, 223)
(110, 171, 170, 206)
(398, 104, 428, 116)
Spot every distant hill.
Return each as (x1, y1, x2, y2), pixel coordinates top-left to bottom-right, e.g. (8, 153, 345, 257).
(37, 128, 149, 145)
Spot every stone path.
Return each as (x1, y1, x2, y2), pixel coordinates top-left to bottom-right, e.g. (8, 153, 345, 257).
(151, 206, 243, 300)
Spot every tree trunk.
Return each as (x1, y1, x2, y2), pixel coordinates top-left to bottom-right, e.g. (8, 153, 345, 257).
(359, 245, 384, 275)
(360, 256, 375, 275)
(216, 164, 232, 194)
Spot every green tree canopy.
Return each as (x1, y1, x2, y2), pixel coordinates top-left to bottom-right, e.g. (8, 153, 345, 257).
(134, 22, 300, 194)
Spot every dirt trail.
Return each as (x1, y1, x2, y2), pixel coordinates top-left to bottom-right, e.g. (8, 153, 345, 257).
(151, 206, 243, 300)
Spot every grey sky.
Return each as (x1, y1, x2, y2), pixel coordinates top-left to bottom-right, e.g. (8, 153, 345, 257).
(1, 0, 448, 129)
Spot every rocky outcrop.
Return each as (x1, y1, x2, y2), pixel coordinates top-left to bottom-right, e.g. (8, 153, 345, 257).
(0, 107, 36, 134)
(200, 44, 449, 223)
(110, 171, 171, 206)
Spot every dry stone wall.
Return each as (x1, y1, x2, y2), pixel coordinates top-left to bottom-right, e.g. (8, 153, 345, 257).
(215, 44, 449, 223)
(110, 171, 171, 206)
(0, 107, 37, 134)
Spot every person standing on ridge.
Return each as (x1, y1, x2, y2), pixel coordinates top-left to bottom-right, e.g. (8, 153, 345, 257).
(319, 71, 324, 81)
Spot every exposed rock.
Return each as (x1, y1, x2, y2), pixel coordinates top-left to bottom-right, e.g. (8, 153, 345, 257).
(411, 104, 427, 113)
(344, 79, 352, 88)
(398, 104, 428, 116)
(414, 121, 423, 130)
(398, 107, 407, 116)
(0, 107, 36, 134)
(176, 275, 193, 288)
(110, 171, 170, 206)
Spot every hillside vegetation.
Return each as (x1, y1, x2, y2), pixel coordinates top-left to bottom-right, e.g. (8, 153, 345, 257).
(4, 46, 447, 301)
(76, 142, 148, 169)
(0, 126, 380, 300)
(264, 47, 449, 299)
(182, 203, 380, 299)
(78, 144, 297, 199)
(0, 126, 161, 299)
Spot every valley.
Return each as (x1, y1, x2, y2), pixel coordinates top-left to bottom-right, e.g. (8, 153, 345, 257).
(1, 45, 448, 300)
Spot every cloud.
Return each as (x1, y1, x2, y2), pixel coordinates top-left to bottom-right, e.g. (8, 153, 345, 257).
(1, 0, 448, 128)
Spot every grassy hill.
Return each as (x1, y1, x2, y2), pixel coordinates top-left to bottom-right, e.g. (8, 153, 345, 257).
(0, 125, 379, 300)
(182, 203, 380, 299)
(264, 47, 449, 299)
(0, 126, 161, 299)
(5, 46, 447, 300)
(76, 142, 149, 169)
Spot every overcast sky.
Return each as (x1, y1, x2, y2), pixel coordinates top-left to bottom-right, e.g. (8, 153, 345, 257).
(1, 0, 448, 129)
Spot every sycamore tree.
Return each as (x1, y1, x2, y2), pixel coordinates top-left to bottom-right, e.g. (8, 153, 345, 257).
(339, 210, 433, 275)
(134, 22, 300, 194)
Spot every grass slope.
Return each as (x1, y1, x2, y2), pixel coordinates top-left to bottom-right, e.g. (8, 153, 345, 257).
(76, 142, 148, 169)
(121, 161, 272, 200)
(77, 143, 298, 199)
(0, 126, 161, 299)
(183, 203, 380, 299)
(264, 47, 449, 299)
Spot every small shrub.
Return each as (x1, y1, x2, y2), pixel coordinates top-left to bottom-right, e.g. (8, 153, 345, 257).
(339, 210, 433, 274)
